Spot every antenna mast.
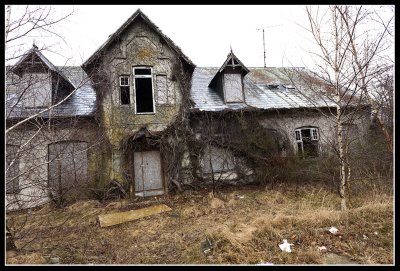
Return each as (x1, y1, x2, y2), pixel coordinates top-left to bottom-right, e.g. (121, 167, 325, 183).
(257, 24, 282, 68)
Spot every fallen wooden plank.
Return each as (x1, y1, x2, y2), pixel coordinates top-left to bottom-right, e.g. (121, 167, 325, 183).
(98, 204, 172, 228)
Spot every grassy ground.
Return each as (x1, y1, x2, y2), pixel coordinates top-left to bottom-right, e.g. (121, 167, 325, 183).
(6, 182, 393, 265)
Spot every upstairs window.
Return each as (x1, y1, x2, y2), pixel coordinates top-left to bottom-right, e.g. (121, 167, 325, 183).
(134, 67, 155, 113)
(19, 72, 52, 108)
(295, 127, 319, 157)
(120, 76, 130, 105)
(156, 75, 175, 105)
(223, 73, 244, 103)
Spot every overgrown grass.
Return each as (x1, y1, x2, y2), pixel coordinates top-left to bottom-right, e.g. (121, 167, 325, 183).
(6, 182, 393, 265)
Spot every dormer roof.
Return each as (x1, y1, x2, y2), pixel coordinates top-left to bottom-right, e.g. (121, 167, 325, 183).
(11, 45, 75, 88)
(209, 50, 249, 88)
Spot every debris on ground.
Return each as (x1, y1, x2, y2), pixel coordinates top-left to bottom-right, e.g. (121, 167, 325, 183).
(328, 227, 338, 234)
(318, 246, 327, 252)
(98, 204, 172, 227)
(374, 231, 378, 235)
(279, 239, 294, 252)
(201, 236, 213, 255)
(363, 234, 369, 240)
(235, 194, 245, 199)
(49, 256, 60, 264)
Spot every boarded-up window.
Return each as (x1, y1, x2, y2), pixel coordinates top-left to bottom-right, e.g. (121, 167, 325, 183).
(202, 146, 235, 173)
(20, 72, 52, 107)
(223, 73, 243, 103)
(6, 144, 20, 194)
(156, 75, 175, 105)
(156, 75, 167, 104)
(48, 141, 88, 200)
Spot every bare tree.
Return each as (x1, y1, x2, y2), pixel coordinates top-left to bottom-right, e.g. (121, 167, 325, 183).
(5, 5, 74, 61)
(4, 5, 108, 252)
(292, 5, 393, 210)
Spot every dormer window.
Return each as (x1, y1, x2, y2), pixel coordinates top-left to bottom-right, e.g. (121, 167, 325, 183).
(208, 50, 249, 104)
(10, 45, 75, 108)
(223, 73, 243, 103)
(20, 72, 52, 108)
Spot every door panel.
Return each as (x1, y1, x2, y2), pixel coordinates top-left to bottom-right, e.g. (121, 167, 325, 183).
(134, 152, 144, 192)
(134, 151, 163, 194)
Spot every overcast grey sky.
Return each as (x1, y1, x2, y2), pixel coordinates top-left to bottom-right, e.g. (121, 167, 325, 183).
(6, 5, 394, 69)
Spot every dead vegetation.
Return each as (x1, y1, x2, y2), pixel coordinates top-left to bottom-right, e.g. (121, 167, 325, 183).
(6, 182, 393, 265)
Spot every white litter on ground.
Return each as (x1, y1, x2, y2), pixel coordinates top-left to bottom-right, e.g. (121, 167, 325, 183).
(256, 262, 274, 265)
(279, 239, 294, 253)
(318, 246, 327, 252)
(328, 227, 338, 234)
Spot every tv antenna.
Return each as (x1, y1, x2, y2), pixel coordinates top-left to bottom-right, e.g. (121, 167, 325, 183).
(257, 24, 282, 67)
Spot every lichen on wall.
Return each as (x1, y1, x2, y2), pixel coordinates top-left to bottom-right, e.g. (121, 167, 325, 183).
(88, 17, 190, 187)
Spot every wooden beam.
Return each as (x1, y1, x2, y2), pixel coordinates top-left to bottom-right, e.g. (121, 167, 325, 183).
(98, 204, 172, 227)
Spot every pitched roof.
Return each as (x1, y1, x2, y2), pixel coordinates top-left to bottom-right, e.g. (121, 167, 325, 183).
(11, 45, 76, 88)
(191, 67, 337, 112)
(82, 9, 195, 69)
(6, 66, 96, 119)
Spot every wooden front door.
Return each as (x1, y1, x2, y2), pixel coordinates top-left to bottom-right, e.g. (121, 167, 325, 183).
(134, 151, 164, 197)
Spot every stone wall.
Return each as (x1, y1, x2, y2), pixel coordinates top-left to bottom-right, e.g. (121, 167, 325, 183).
(6, 119, 102, 210)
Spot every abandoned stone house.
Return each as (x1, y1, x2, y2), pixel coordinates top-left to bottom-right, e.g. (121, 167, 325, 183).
(5, 9, 371, 210)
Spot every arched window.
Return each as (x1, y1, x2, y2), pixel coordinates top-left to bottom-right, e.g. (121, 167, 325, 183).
(48, 140, 88, 200)
(295, 127, 320, 157)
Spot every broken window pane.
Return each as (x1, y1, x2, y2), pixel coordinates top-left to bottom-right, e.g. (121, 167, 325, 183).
(135, 77, 154, 113)
(134, 68, 152, 75)
(296, 127, 319, 157)
(120, 86, 131, 105)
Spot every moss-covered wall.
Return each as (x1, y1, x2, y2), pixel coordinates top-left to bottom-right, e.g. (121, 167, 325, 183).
(86, 17, 188, 186)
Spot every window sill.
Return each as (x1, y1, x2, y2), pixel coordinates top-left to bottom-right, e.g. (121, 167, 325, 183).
(135, 112, 156, 115)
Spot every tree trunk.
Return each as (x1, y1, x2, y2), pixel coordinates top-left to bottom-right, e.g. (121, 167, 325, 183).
(336, 105, 347, 211)
(5, 5, 11, 44)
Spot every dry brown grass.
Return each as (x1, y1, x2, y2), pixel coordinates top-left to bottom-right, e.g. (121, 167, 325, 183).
(6, 183, 393, 265)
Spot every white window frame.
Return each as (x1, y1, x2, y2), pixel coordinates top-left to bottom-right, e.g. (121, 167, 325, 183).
(119, 75, 131, 106)
(295, 127, 320, 155)
(295, 129, 303, 153)
(133, 67, 156, 115)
